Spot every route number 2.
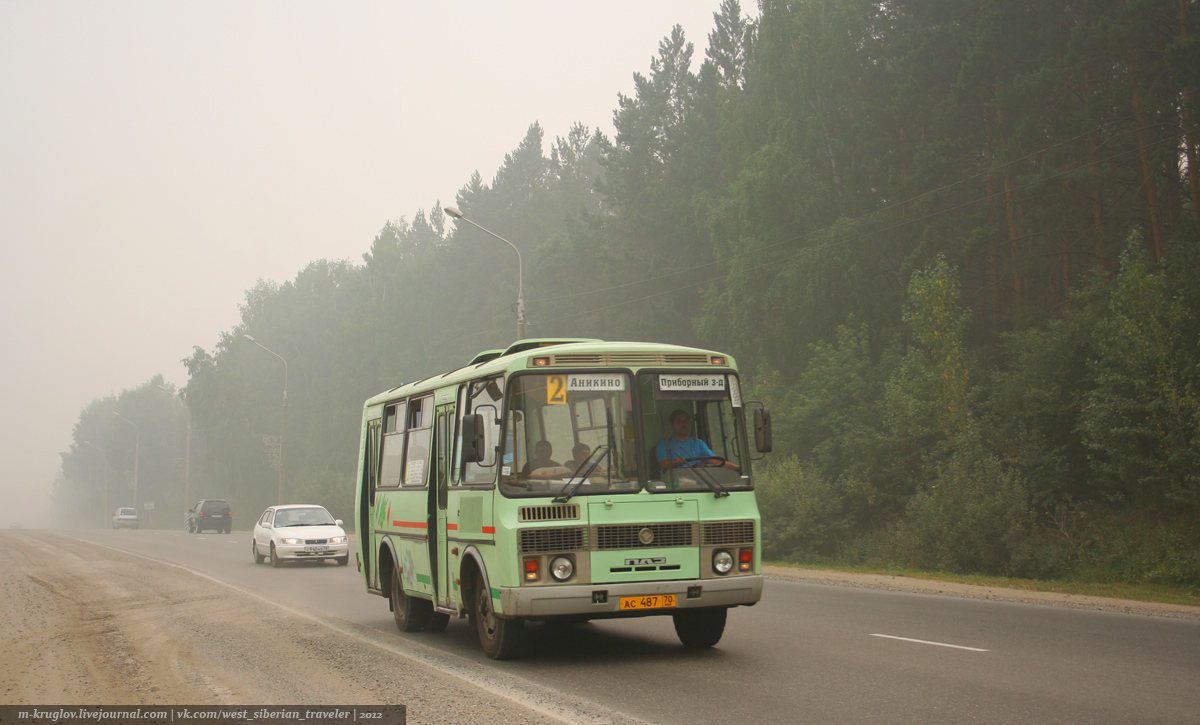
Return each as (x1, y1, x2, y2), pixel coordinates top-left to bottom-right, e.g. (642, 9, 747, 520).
(547, 375, 567, 405)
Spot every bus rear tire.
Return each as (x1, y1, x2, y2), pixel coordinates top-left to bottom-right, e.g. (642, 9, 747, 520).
(471, 573, 522, 659)
(673, 607, 727, 648)
(390, 564, 430, 633)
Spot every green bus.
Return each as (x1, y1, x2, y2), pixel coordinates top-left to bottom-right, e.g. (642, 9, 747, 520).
(354, 338, 771, 658)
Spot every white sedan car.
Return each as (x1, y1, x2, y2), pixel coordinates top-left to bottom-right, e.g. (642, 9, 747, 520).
(251, 504, 349, 567)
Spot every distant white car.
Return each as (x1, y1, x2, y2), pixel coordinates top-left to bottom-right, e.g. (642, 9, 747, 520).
(251, 504, 349, 567)
(112, 507, 139, 529)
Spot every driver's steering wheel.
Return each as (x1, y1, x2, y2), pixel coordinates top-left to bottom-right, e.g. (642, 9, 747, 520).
(682, 455, 727, 468)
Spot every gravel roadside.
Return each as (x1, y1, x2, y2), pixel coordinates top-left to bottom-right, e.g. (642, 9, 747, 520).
(0, 531, 644, 724)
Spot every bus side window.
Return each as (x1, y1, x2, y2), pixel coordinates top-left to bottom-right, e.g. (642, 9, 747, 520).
(404, 395, 433, 487)
(378, 402, 406, 488)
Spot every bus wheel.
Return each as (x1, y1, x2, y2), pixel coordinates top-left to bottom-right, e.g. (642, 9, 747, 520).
(425, 612, 450, 632)
(390, 565, 429, 633)
(471, 574, 522, 659)
(673, 607, 727, 648)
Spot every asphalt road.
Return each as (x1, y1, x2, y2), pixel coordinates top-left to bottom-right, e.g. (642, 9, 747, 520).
(61, 528, 1200, 724)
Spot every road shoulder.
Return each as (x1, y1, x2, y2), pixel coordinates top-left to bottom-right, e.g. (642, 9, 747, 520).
(764, 564, 1200, 620)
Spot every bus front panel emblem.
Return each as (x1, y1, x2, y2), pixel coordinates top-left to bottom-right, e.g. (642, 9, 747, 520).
(638, 528, 654, 545)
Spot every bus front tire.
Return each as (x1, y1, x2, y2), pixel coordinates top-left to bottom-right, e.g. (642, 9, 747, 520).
(390, 565, 430, 632)
(471, 574, 522, 659)
(673, 607, 727, 648)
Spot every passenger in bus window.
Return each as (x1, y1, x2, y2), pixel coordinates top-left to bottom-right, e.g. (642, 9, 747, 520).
(656, 410, 739, 471)
(567, 442, 607, 475)
(520, 440, 561, 477)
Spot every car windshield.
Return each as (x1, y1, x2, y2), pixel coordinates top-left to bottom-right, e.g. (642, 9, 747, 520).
(273, 507, 336, 527)
(499, 372, 638, 498)
(638, 372, 752, 494)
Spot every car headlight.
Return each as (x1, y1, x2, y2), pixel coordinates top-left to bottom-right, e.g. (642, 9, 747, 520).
(281, 537, 303, 545)
(329, 536, 347, 544)
(550, 556, 574, 581)
(712, 550, 734, 574)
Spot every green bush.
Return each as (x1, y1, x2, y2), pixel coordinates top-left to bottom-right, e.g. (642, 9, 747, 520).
(756, 457, 848, 560)
(1062, 510, 1200, 586)
(899, 447, 1033, 576)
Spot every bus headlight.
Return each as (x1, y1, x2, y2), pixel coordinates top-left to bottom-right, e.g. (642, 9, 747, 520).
(550, 556, 574, 581)
(712, 550, 734, 574)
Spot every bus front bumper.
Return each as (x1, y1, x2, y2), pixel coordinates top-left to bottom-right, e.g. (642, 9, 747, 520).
(498, 575, 763, 618)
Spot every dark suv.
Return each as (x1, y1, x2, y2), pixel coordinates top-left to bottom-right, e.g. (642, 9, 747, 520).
(187, 499, 232, 534)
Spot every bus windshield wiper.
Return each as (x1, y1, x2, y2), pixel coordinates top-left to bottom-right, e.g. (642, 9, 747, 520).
(553, 444, 610, 504)
(685, 463, 729, 498)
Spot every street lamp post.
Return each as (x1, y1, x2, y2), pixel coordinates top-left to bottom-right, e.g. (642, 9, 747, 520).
(243, 335, 288, 505)
(444, 206, 525, 340)
(81, 440, 108, 527)
(111, 412, 139, 513)
(157, 385, 192, 518)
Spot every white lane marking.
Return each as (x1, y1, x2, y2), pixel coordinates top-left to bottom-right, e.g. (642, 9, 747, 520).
(228, 540, 240, 543)
(870, 633, 989, 652)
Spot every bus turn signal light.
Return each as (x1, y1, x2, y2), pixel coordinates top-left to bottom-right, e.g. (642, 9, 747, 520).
(524, 558, 540, 581)
(739, 548, 753, 571)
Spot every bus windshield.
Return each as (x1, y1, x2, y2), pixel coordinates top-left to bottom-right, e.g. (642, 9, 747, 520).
(500, 372, 639, 498)
(638, 372, 751, 493)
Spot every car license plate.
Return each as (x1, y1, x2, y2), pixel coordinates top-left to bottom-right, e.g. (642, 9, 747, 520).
(304, 545, 328, 553)
(618, 594, 676, 610)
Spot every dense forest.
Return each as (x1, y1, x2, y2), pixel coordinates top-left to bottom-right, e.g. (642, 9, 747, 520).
(58, 0, 1199, 586)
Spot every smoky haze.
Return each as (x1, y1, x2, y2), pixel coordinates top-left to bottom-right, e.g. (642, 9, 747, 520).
(0, 1, 719, 527)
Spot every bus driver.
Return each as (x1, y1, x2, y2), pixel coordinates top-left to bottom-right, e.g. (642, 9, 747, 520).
(656, 410, 738, 471)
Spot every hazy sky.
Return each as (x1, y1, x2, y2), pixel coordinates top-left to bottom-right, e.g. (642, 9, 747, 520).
(0, 1, 722, 525)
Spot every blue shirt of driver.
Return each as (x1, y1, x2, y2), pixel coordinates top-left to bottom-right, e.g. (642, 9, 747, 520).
(656, 436, 715, 467)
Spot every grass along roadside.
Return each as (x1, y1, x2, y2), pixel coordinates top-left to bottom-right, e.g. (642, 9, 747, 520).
(764, 560, 1200, 608)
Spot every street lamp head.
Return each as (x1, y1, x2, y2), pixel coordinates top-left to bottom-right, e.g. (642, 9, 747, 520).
(444, 206, 464, 219)
(243, 334, 256, 342)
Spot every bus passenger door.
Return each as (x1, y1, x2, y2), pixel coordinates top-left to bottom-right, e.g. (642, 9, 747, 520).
(359, 418, 380, 587)
(434, 405, 454, 609)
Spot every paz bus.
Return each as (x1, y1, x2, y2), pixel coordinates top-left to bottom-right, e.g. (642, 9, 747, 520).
(353, 338, 771, 659)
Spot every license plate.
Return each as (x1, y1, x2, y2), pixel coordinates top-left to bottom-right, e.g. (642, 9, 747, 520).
(304, 545, 328, 552)
(618, 594, 676, 610)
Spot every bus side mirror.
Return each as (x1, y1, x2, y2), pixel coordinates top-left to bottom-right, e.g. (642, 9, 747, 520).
(461, 413, 485, 463)
(752, 405, 772, 453)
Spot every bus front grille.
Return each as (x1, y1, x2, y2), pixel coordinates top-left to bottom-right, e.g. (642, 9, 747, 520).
(519, 526, 588, 553)
(518, 504, 580, 522)
(592, 522, 696, 550)
(701, 520, 756, 546)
